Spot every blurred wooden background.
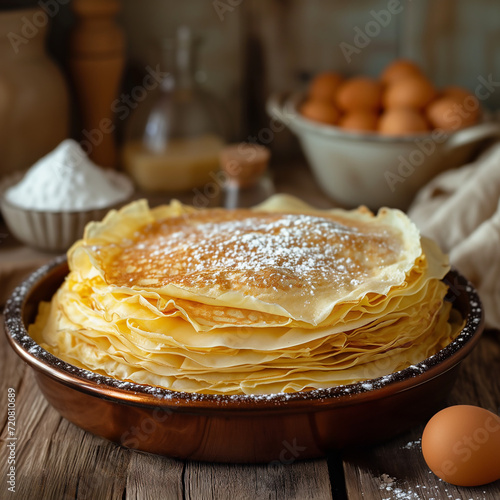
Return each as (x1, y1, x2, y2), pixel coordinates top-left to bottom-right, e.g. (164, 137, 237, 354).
(43, 0, 500, 157)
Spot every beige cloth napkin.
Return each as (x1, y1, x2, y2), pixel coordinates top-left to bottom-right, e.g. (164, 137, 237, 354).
(409, 142, 500, 329)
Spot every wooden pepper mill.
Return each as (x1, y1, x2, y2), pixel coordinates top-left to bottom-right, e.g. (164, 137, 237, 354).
(69, 0, 125, 168)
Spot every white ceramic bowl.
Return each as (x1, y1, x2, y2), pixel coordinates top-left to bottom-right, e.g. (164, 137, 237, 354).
(0, 172, 134, 252)
(267, 92, 500, 210)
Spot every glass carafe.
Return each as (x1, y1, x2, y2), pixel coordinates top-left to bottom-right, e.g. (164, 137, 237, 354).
(122, 27, 227, 195)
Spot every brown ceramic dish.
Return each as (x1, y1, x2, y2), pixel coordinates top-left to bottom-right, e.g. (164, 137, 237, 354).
(4, 257, 484, 463)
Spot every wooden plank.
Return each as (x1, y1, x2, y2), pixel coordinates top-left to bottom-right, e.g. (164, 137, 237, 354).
(342, 332, 500, 500)
(125, 452, 184, 500)
(184, 459, 333, 500)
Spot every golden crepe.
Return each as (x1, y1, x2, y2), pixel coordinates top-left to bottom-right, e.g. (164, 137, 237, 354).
(30, 195, 463, 395)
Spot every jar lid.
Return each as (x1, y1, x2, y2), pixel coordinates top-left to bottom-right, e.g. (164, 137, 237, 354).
(219, 143, 271, 188)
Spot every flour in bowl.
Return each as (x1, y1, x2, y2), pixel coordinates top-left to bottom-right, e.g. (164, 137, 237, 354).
(5, 139, 133, 211)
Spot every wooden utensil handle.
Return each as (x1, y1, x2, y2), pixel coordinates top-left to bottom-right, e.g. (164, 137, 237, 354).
(69, 0, 125, 168)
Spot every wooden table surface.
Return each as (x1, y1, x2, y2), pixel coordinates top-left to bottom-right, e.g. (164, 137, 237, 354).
(1, 163, 500, 500)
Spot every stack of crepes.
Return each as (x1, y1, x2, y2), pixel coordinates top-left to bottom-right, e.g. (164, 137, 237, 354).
(30, 195, 464, 395)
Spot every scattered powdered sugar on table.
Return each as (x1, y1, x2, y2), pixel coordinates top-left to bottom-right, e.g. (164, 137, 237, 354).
(401, 438, 421, 450)
(378, 469, 488, 500)
(5, 139, 132, 211)
(378, 474, 421, 499)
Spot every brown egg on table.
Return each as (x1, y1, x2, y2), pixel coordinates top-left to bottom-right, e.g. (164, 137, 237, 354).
(378, 108, 429, 136)
(422, 405, 500, 487)
(308, 72, 343, 103)
(335, 77, 382, 112)
(380, 59, 423, 85)
(338, 111, 378, 132)
(383, 75, 437, 109)
(426, 96, 479, 131)
(300, 99, 339, 125)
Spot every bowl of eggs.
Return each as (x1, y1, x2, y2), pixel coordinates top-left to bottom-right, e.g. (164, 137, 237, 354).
(267, 60, 500, 210)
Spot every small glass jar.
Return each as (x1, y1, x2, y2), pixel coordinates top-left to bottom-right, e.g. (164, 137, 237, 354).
(219, 143, 274, 209)
(122, 27, 227, 195)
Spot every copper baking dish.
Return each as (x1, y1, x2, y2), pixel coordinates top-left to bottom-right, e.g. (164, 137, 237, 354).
(4, 257, 484, 463)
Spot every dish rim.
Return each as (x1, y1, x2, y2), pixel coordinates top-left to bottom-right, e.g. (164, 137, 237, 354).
(4, 256, 484, 411)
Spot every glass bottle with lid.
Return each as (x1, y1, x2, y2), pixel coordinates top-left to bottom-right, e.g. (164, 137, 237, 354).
(122, 26, 227, 195)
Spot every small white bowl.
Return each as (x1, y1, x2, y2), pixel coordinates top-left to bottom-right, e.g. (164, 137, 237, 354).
(0, 172, 134, 252)
(267, 92, 500, 210)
